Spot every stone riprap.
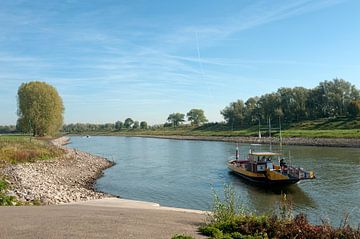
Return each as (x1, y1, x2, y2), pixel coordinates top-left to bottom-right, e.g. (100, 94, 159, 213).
(1, 137, 114, 204)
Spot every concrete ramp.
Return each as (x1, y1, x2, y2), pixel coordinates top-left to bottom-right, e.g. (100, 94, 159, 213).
(72, 197, 207, 214)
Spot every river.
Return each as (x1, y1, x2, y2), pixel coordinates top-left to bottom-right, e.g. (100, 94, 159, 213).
(69, 136, 360, 226)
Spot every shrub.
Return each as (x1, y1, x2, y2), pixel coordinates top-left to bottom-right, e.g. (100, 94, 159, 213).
(197, 185, 360, 239)
(171, 234, 195, 239)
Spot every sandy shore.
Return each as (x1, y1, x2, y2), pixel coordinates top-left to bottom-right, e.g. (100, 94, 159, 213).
(1, 136, 114, 204)
(136, 135, 360, 148)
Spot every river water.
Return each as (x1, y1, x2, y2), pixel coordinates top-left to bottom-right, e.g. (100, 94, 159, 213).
(69, 136, 360, 226)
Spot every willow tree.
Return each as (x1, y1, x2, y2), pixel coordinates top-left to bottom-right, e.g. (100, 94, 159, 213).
(17, 81, 64, 136)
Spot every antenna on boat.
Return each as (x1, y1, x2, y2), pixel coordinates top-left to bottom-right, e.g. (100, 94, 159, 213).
(268, 116, 272, 151)
(235, 143, 239, 160)
(258, 118, 261, 139)
(279, 116, 283, 150)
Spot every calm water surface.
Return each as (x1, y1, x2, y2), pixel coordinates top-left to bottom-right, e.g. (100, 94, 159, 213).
(69, 136, 360, 226)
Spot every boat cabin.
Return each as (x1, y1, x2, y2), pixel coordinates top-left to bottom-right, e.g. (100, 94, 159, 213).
(247, 152, 282, 173)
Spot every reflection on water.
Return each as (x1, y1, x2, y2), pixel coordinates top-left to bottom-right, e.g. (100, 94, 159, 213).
(228, 172, 317, 211)
(69, 136, 360, 226)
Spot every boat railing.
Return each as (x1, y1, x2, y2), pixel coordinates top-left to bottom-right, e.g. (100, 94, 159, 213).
(287, 166, 315, 179)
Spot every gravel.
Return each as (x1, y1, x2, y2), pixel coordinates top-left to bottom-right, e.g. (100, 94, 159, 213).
(1, 137, 114, 204)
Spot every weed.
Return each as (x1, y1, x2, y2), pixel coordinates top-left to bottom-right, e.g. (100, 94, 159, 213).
(171, 234, 195, 239)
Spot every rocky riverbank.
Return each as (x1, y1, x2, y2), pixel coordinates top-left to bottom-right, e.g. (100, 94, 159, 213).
(1, 137, 114, 204)
(138, 135, 360, 148)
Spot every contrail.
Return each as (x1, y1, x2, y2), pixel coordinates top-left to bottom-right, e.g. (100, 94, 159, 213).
(195, 32, 213, 99)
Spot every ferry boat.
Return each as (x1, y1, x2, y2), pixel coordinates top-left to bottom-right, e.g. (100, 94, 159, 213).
(227, 147, 315, 186)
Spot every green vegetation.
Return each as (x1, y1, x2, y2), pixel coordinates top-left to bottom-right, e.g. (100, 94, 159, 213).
(124, 118, 134, 129)
(61, 117, 360, 139)
(187, 109, 208, 126)
(60, 79, 360, 139)
(0, 135, 63, 166)
(0, 178, 18, 206)
(167, 113, 186, 127)
(0, 135, 63, 206)
(194, 186, 360, 239)
(171, 235, 195, 239)
(221, 79, 360, 128)
(17, 81, 64, 136)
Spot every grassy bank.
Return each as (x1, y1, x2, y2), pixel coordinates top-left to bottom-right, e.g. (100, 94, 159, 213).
(0, 135, 63, 167)
(70, 117, 360, 139)
(173, 186, 360, 239)
(0, 135, 64, 205)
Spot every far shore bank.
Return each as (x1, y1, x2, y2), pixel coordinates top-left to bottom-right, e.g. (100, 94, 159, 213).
(137, 135, 360, 148)
(70, 133, 360, 148)
(1, 136, 114, 204)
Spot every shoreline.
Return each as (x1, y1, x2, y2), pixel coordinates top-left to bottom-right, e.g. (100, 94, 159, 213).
(130, 135, 360, 148)
(1, 136, 115, 205)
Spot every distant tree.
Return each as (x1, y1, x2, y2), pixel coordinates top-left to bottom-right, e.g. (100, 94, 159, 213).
(186, 109, 208, 126)
(307, 79, 360, 118)
(167, 113, 185, 127)
(0, 125, 16, 134)
(140, 121, 148, 129)
(258, 93, 281, 122)
(221, 100, 246, 128)
(244, 97, 260, 124)
(133, 121, 140, 129)
(348, 100, 360, 117)
(124, 118, 134, 129)
(115, 121, 123, 130)
(103, 123, 115, 131)
(17, 81, 64, 136)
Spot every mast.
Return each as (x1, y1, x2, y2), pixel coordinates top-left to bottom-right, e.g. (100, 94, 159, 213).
(258, 118, 261, 139)
(268, 116, 272, 151)
(279, 116, 282, 149)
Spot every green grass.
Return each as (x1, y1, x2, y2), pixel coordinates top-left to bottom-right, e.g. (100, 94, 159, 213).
(0, 135, 63, 166)
(66, 117, 360, 139)
(195, 186, 360, 239)
(0, 135, 64, 206)
(280, 129, 360, 138)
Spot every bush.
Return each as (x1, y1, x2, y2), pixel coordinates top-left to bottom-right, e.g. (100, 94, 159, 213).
(197, 185, 360, 239)
(0, 179, 17, 206)
(171, 234, 195, 239)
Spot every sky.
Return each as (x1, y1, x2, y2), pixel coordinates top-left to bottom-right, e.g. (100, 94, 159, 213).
(1, 0, 360, 125)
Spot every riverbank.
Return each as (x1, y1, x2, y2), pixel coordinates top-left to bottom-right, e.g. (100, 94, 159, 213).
(1, 136, 114, 204)
(126, 135, 360, 148)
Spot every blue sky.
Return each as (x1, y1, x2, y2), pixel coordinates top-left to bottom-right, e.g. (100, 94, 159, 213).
(1, 0, 359, 125)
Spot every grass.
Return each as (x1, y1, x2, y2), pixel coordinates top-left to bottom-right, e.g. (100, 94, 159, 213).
(70, 117, 360, 139)
(194, 186, 360, 239)
(0, 135, 63, 166)
(0, 135, 64, 206)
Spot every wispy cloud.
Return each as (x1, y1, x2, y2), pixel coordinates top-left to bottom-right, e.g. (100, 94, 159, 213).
(0, 0, 355, 124)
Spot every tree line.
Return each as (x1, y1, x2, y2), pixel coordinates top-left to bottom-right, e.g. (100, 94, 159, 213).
(221, 78, 360, 128)
(3, 78, 359, 136)
(62, 118, 148, 133)
(62, 109, 208, 133)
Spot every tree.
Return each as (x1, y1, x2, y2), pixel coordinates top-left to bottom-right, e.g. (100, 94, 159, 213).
(124, 118, 134, 129)
(140, 121, 148, 129)
(115, 121, 123, 130)
(348, 100, 360, 117)
(186, 109, 208, 126)
(17, 81, 64, 136)
(221, 100, 246, 128)
(133, 121, 140, 129)
(167, 113, 185, 127)
(244, 97, 260, 124)
(308, 79, 360, 118)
